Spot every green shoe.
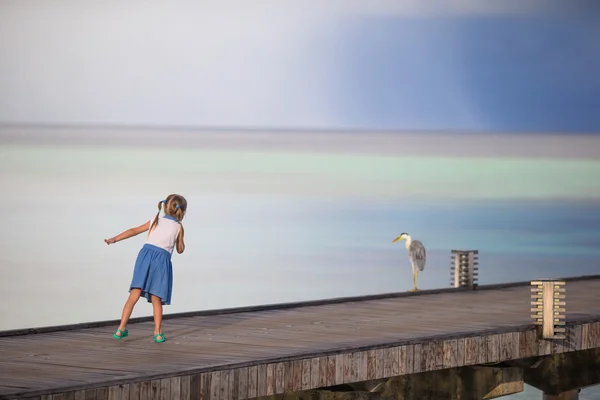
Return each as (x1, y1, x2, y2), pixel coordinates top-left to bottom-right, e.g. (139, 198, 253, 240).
(154, 333, 166, 343)
(113, 329, 128, 339)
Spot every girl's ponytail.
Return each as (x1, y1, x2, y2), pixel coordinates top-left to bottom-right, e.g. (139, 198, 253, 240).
(148, 199, 165, 236)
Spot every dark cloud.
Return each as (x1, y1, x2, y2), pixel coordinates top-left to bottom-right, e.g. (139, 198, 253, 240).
(335, 13, 600, 133)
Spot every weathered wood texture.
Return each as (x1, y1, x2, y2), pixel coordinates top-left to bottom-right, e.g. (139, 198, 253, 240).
(1, 279, 600, 400)
(531, 281, 567, 340)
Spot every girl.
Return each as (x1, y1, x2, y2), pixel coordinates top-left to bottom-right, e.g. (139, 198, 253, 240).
(104, 194, 187, 343)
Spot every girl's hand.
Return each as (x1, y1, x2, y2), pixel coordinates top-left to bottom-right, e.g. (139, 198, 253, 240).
(104, 237, 116, 245)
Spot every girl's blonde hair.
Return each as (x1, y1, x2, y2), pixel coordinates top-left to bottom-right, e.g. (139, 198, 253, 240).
(149, 194, 187, 237)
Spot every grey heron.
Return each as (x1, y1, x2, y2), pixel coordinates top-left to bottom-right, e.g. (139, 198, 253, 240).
(392, 232, 426, 292)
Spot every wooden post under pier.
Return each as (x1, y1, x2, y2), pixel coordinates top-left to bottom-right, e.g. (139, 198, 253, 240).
(531, 280, 567, 340)
(450, 250, 479, 289)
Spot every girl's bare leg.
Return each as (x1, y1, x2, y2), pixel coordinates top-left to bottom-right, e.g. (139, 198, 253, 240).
(116, 289, 142, 336)
(151, 295, 163, 335)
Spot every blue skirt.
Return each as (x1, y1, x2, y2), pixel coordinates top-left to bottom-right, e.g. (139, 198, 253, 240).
(130, 243, 173, 305)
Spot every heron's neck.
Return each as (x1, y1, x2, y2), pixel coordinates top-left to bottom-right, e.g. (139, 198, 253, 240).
(404, 236, 412, 249)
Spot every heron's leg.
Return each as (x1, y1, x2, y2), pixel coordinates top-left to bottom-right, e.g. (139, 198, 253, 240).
(414, 269, 419, 291)
(409, 262, 416, 292)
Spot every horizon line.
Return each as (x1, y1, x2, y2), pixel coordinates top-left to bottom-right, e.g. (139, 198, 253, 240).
(1, 121, 599, 137)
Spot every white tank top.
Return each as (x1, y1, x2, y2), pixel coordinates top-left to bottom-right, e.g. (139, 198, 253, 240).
(146, 214, 181, 254)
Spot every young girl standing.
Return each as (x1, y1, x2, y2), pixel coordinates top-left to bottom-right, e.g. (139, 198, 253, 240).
(104, 194, 187, 343)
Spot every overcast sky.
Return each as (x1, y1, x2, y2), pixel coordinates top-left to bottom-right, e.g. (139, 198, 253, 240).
(1, 0, 599, 132)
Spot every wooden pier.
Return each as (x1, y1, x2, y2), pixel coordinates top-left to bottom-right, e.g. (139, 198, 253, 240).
(1, 275, 600, 400)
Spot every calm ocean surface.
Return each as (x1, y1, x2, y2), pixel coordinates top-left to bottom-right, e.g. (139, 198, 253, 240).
(1, 128, 599, 398)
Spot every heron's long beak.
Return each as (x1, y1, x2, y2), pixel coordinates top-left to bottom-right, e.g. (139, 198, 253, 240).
(392, 236, 402, 243)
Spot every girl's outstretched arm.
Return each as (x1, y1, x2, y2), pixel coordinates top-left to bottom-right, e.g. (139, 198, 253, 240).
(104, 221, 150, 245)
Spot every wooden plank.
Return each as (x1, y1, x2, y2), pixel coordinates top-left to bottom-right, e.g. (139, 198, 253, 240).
(128, 382, 140, 400)
(236, 368, 248, 400)
(518, 328, 538, 358)
(542, 282, 556, 338)
(247, 366, 258, 399)
(160, 378, 171, 400)
(500, 332, 519, 361)
(344, 352, 357, 382)
(140, 382, 151, 400)
(210, 372, 220, 400)
(151, 380, 161, 400)
(202, 373, 212, 400)
(456, 338, 466, 367)
(98, 386, 108, 400)
(464, 336, 480, 365)
(405, 344, 415, 374)
(284, 361, 294, 393)
(318, 356, 327, 388)
(108, 385, 120, 400)
(266, 363, 276, 395)
(227, 368, 240, 400)
(301, 358, 311, 390)
(583, 322, 592, 350)
(342, 353, 351, 384)
(74, 390, 86, 400)
(420, 343, 430, 372)
(356, 351, 368, 382)
(188, 376, 199, 400)
(486, 334, 501, 363)
(477, 335, 487, 364)
(397, 345, 408, 375)
(95, 386, 108, 400)
(219, 370, 230, 400)
(310, 357, 320, 389)
(374, 348, 385, 379)
(121, 384, 130, 400)
(538, 337, 553, 356)
(334, 354, 344, 385)
(412, 343, 423, 373)
(85, 389, 98, 400)
(169, 378, 180, 400)
(568, 324, 583, 352)
(231, 369, 240, 400)
(275, 362, 285, 394)
(367, 350, 377, 380)
(425, 341, 443, 371)
(325, 355, 336, 387)
(443, 339, 458, 369)
(256, 364, 267, 397)
(381, 347, 393, 377)
(348, 352, 357, 382)
(582, 323, 593, 350)
(389, 347, 400, 377)
(291, 360, 303, 392)
(592, 321, 600, 349)
(432, 340, 444, 370)
(179, 376, 190, 400)
(425, 342, 436, 371)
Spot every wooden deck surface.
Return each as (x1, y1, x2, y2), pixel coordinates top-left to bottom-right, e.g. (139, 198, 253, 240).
(1, 277, 600, 399)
